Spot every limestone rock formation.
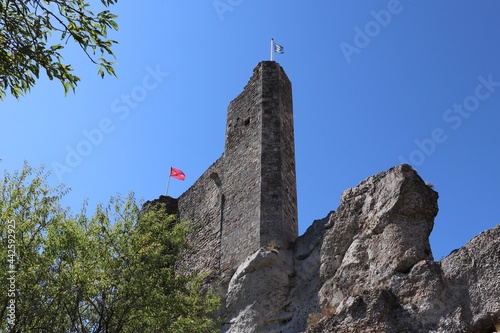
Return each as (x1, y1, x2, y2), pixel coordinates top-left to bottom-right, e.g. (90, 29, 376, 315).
(223, 248, 294, 333)
(220, 164, 500, 332)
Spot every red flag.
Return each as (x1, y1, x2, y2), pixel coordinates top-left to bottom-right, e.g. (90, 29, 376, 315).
(170, 167, 185, 181)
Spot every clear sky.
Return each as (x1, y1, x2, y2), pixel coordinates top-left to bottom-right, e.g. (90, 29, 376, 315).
(1, 1, 499, 260)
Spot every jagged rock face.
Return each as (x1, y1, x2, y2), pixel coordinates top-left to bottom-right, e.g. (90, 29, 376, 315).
(309, 226, 500, 333)
(306, 164, 500, 333)
(221, 164, 500, 333)
(318, 164, 438, 316)
(223, 248, 294, 333)
(320, 164, 438, 285)
(438, 226, 500, 332)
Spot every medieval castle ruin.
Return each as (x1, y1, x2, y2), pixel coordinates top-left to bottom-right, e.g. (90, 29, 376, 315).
(147, 61, 500, 333)
(152, 61, 298, 276)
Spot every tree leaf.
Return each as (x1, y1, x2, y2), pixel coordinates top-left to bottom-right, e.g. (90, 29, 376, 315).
(0, 0, 120, 100)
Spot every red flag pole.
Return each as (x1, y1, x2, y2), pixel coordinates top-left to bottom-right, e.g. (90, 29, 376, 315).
(166, 169, 172, 197)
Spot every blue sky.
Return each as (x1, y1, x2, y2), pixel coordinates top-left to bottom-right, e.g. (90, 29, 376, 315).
(1, 1, 499, 260)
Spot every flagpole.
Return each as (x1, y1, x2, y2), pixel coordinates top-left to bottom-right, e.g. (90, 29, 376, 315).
(166, 174, 171, 197)
(271, 38, 274, 61)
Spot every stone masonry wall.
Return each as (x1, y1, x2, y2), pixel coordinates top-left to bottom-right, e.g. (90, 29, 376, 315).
(260, 62, 298, 249)
(221, 61, 298, 273)
(220, 64, 264, 273)
(177, 157, 224, 275)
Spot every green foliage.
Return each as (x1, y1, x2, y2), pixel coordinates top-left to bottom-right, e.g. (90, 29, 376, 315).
(0, 0, 119, 100)
(0, 163, 220, 333)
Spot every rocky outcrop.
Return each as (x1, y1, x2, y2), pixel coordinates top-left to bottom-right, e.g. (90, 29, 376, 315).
(221, 164, 500, 332)
(223, 248, 294, 333)
(308, 224, 500, 333)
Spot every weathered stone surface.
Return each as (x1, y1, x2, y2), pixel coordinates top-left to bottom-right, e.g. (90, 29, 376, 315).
(177, 157, 223, 275)
(320, 164, 438, 285)
(221, 60, 298, 272)
(223, 248, 294, 333)
(305, 165, 500, 333)
(437, 226, 500, 332)
(221, 214, 331, 333)
(295, 213, 331, 260)
(273, 214, 331, 333)
(319, 164, 438, 307)
(308, 225, 500, 333)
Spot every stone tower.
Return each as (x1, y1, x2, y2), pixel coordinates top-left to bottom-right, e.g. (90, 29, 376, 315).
(147, 61, 298, 276)
(220, 61, 298, 271)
